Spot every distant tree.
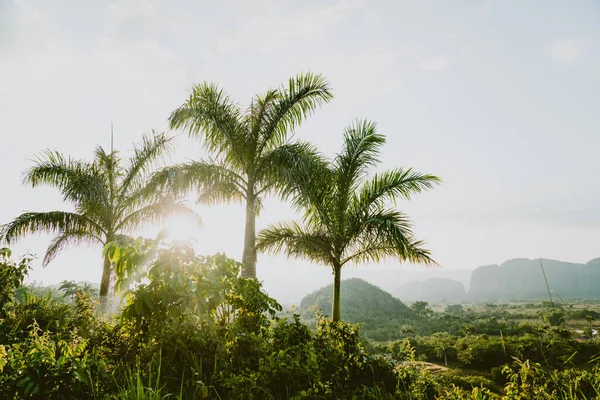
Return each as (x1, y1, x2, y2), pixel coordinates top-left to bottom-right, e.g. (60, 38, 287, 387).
(461, 323, 475, 338)
(411, 301, 434, 318)
(165, 73, 333, 278)
(542, 309, 565, 327)
(444, 304, 465, 315)
(0, 133, 200, 299)
(58, 281, 79, 299)
(59, 280, 98, 299)
(400, 324, 415, 337)
(432, 332, 454, 367)
(585, 314, 596, 327)
(585, 314, 596, 339)
(257, 120, 439, 321)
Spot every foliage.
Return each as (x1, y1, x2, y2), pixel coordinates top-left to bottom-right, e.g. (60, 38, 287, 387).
(299, 278, 415, 340)
(162, 73, 333, 278)
(503, 360, 600, 399)
(59, 280, 98, 300)
(257, 119, 440, 320)
(0, 134, 199, 297)
(0, 321, 91, 399)
(2, 72, 598, 399)
(0, 248, 32, 316)
(2, 248, 600, 399)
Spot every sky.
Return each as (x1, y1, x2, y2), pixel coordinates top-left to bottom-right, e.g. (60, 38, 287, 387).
(1, 0, 599, 304)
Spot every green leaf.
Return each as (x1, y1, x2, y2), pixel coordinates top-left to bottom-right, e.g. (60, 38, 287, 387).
(134, 298, 144, 316)
(24, 380, 36, 396)
(143, 293, 154, 310)
(109, 246, 121, 263)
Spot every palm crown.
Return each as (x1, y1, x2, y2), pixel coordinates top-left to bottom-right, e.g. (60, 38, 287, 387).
(257, 120, 440, 321)
(162, 72, 333, 278)
(0, 132, 200, 298)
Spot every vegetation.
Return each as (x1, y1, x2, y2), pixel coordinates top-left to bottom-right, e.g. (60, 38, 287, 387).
(0, 134, 200, 298)
(163, 72, 333, 278)
(300, 278, 416, 336)
(1, 249, 600, 399)
(1, 74, 599, 398)
(257, 120, 440, 321)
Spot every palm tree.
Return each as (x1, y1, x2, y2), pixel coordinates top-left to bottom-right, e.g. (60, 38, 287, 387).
(0, 132, 201, 299)
(165, 72, 333, 278)
(257, 120, 440, 321)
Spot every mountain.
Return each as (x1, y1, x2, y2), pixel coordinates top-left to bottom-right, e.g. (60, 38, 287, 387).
(395, 278, 466, 303)
(468, 258, 600, 301)
(300, 278, 415, 323)
(261, 262, 473, 306)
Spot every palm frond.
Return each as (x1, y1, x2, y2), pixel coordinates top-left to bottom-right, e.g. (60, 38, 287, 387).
(124, 159, 244, 209)
(347, 208, 436, 266)
(284, 155, 336, 230)
(116, 198, 202, 232)
(256, 141, 323, 196)
(119, 131, 175, 196)
(190, 161, 246, 206)
(257, 221, 332, 265)
(329, 120, 386, 231)
(169, 82, 246, 164)
(24, 150, 107, 206)
(94, 146, 120, 176)
(94, 145, 122, 212)
(248, 89, 280, 136)
(333, 120, 385, 193)
(260, 72, 333, 150)
(341, 240, 433, 267)
(353, 168, 441, 212)
(43, 230, 103, 266)
(126, 166, 183, 202)
(0, 211, 106, 245)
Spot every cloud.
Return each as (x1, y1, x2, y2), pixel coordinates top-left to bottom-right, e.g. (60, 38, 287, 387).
(550, 39, 588, 63)
(419, 56, 450, 71)
(214, 0, 366, 56)
(479, 1, 492, 21)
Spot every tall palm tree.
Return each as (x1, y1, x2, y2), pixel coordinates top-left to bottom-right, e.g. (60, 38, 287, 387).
(257, 120, 440, 321)
(165, 72, 333, 278)
(0, 132, 201, 299)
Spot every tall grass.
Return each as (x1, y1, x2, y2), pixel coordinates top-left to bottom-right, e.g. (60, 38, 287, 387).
(115, 356, 183, 400)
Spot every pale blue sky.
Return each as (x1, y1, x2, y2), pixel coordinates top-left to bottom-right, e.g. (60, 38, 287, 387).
(1, 0, 599, 303)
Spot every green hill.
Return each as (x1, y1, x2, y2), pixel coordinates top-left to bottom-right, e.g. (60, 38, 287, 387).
(300, 278, 415, 337)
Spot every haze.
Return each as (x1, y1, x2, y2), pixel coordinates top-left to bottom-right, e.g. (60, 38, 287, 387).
(1, 0, 599, 304)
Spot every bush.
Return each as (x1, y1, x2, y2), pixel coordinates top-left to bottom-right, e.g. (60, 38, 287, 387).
(438, 371, 499, 393)
(0, 321, 92, 399)
(2, 247, 600, 399)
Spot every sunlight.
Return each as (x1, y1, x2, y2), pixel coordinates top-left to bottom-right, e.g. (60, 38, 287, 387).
(164, 215, 203, 243)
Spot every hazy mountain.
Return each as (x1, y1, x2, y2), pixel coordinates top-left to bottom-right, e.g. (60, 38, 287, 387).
(468, 258, 600, 301)
(261, 263, 473, 306)
(395, 277, 466, 303)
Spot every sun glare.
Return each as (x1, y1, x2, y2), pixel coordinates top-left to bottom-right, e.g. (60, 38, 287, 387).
(164, 215, 203, 243)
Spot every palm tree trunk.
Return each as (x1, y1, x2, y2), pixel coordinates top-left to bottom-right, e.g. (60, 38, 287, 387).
(99, 254, 111, 298)
(242, 196, 257, 279)
(332, 263, 342, 322)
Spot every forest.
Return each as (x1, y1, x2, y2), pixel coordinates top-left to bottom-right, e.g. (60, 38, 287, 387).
(1, 74, 599, 399)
